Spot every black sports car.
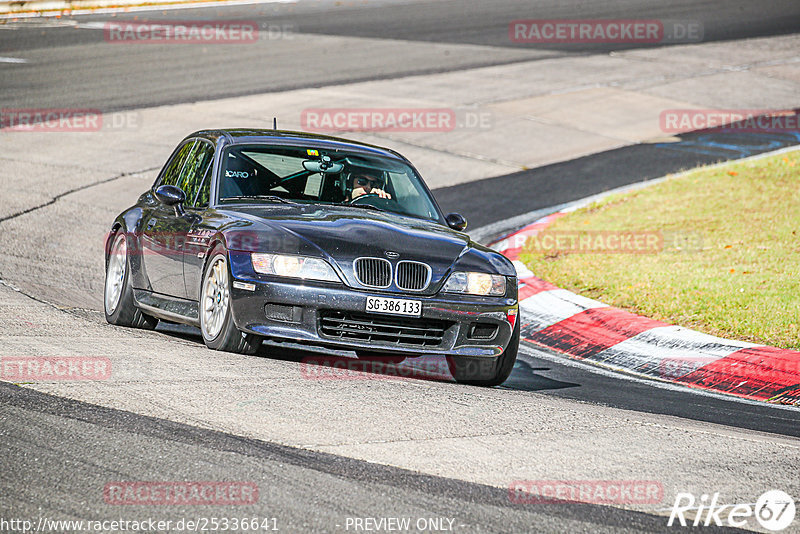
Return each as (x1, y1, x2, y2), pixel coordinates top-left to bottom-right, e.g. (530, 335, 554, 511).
(104, 129, 519, 386)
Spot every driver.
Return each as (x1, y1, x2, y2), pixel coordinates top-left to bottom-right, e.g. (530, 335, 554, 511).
(348, 170, 392, 200)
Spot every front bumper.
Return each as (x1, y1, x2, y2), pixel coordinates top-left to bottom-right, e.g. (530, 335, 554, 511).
(229, 277, 518, 359)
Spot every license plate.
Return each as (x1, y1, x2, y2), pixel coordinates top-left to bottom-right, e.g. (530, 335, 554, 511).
(365, 296, 422, 317)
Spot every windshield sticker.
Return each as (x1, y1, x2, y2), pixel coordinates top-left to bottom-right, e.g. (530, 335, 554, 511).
(225, 170, 249, 179)
(306, 149, 319, 156)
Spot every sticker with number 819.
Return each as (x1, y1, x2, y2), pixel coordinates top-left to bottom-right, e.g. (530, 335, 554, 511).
(365, 296, 422, 317)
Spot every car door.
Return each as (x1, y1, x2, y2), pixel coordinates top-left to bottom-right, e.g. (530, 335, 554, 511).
(141, 140, 198, 297)
(178, 140, 216, 301)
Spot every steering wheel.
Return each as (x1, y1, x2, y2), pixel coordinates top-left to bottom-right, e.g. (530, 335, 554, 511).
(348, 193, 402, 211)
(348, 193, 381, 204)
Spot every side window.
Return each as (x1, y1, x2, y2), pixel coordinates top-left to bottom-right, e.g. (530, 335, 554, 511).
(194, 165, 212, 208)
(159, 141, 196, 187)
(178, 141, 214, 207)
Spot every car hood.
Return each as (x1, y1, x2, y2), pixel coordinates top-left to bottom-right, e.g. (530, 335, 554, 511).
(223, 204, 513, 293)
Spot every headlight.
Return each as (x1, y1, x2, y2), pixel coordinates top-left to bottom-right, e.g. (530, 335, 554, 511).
(251, 253, 340, 282)
(442, 271, 506, 296)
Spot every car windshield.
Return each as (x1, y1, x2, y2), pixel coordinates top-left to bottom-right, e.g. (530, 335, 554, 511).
(217, 145, 441, 221)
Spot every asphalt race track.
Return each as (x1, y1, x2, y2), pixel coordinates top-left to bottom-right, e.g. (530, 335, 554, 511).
(2, 0, 800, 110)
(4, 382, 736, 533)
(1, 1, 799, 532)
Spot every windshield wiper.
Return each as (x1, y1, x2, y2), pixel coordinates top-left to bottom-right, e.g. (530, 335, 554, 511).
(222, 195, 296, 204)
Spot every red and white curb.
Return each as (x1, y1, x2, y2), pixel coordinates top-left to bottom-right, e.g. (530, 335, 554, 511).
(491, 207, 800, 407)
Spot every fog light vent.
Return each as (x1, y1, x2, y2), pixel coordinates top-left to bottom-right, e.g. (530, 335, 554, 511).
(265, 304, 302, 323)
(468, 323, 497, 340)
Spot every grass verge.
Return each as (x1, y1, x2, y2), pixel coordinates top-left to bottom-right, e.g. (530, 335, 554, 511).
(519, 149, 800, 349)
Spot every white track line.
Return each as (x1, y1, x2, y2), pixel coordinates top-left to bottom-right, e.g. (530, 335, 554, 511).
(517, 343, 800, 412)
(0, 57, 28, 63)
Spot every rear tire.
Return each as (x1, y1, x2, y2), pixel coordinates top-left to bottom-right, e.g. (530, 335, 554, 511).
(447, 321, 519, 387)
(104, 232, 158, 329)
(200, 251, 262, 355)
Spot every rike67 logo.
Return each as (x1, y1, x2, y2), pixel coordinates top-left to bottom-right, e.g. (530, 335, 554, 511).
(668, 490, 796, 531)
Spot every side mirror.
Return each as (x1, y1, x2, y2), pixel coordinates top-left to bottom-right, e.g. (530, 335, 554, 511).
(154, 184, 186, 205)
(154, 185, 186, 215)
(445, 213, 467, 231)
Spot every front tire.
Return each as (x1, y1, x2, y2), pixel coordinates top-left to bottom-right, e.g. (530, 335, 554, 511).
(447, 321, 519, 387)
(200, 251, 262, 355)
(104, 232, 158, 329)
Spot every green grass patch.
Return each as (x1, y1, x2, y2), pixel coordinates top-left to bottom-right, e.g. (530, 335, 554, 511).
(520, 150, 800, 349)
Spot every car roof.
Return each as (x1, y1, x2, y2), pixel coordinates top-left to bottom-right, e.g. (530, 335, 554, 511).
(185, 129, 407, 160)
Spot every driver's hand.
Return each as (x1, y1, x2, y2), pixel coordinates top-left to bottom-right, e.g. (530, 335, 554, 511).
(373, 188, 392, 199)
(352, 187, 392, 199)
